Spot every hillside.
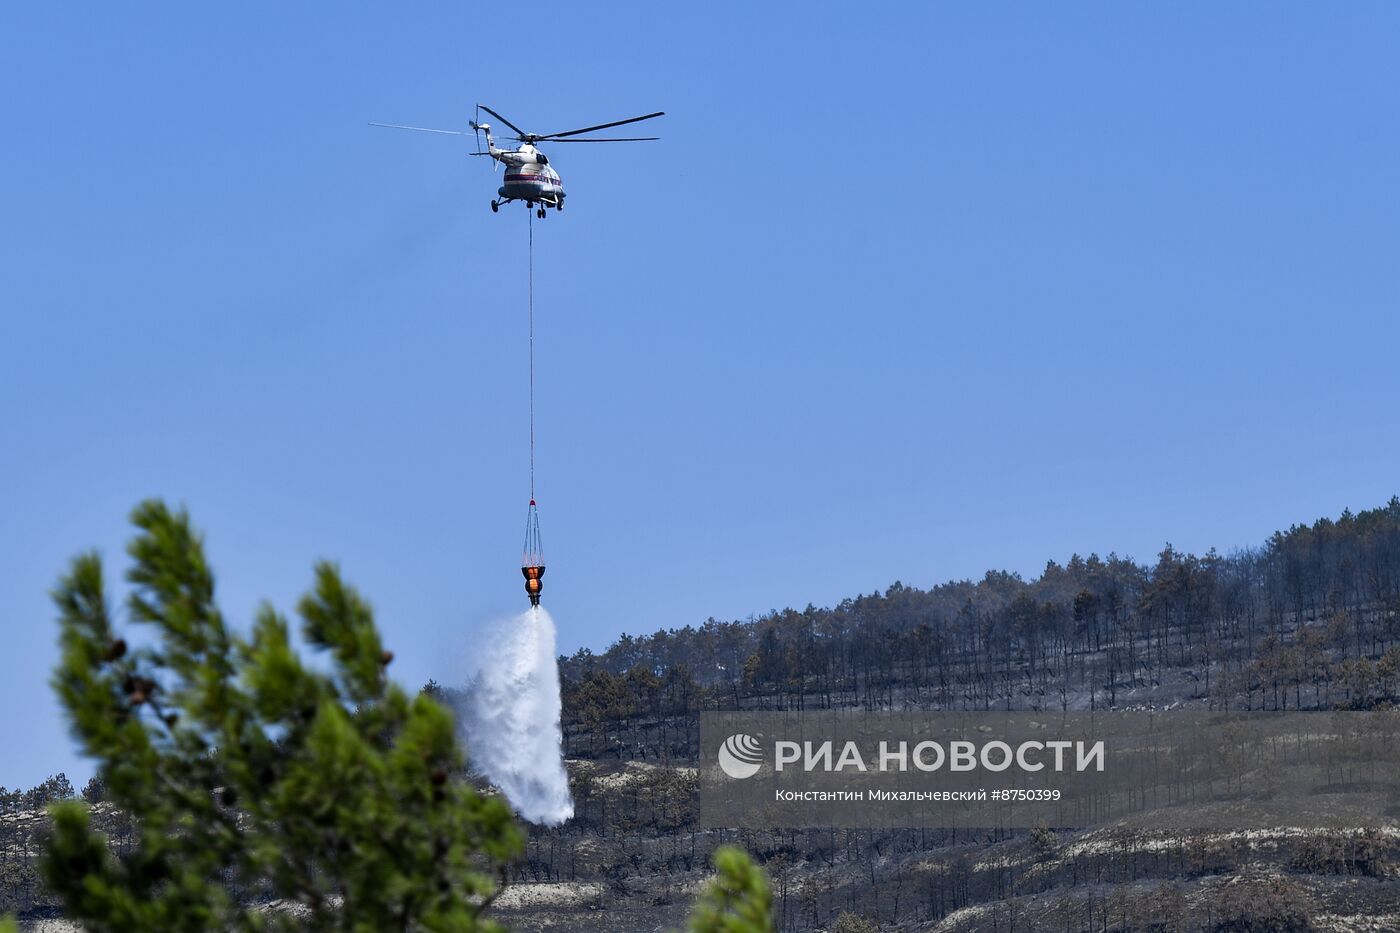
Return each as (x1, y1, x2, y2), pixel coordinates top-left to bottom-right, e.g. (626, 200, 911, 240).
(517, 496, 1400, 929)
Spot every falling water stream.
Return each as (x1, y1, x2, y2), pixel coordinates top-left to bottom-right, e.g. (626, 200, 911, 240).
(455, 607, 574, 825)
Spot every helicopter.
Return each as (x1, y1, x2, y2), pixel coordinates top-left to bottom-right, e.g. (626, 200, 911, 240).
(371, 104, 664, 218)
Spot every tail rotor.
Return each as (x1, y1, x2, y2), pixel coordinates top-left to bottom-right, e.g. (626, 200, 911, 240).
(471, 104, 499, 172)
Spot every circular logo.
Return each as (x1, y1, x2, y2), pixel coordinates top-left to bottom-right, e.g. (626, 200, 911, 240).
(717, 733, 763, 779)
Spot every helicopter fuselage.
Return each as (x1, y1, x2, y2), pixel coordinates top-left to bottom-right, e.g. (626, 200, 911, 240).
(499, 162, 563, 206)
(485, 139, 564, 216)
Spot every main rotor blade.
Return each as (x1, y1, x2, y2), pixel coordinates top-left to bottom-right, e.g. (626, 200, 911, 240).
(542, 136, 661, 142)
(369, 122, 470, 136)
(535, 111, 665, 140)
(476, 104, 527, 138)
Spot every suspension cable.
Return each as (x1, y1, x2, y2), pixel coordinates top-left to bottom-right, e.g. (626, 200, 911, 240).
(528, 207, 535, 503)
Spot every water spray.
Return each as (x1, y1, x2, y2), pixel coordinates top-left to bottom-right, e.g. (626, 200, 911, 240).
(455, 608, 574, 825)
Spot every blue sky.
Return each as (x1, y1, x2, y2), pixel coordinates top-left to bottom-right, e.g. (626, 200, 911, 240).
(3, 4, 1398, 788)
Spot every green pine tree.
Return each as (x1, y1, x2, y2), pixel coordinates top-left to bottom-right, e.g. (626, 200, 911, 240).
(830, 912, 877, 933)
(684, 845, 773, 933)
(44, 501, 522, 931)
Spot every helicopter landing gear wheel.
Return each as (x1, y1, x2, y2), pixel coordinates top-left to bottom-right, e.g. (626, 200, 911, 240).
(490, 200, 499, 213)
(537, 207, 546, 219)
